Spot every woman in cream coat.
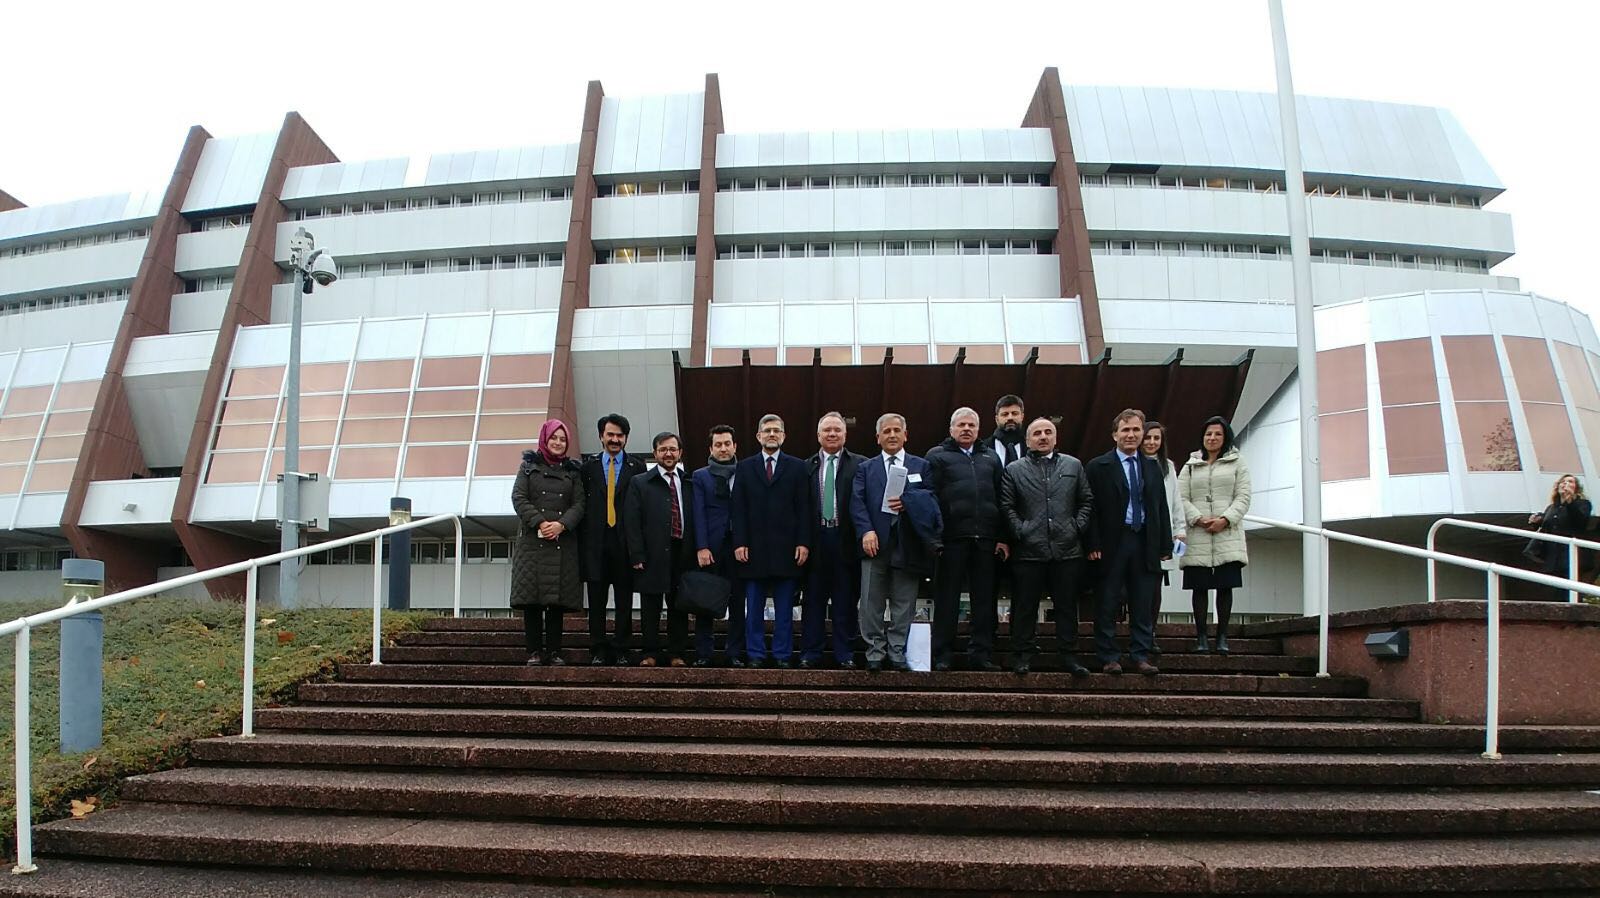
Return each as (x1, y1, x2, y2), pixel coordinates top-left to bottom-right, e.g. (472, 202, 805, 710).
(1178, 416, 1251, 654)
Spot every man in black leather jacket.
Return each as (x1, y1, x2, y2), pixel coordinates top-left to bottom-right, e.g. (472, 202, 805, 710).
(926, 407, 1011, 671)
(999, 417, 1094, 676)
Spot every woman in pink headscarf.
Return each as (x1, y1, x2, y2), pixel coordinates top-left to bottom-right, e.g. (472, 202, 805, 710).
(510, 419, 586, 664)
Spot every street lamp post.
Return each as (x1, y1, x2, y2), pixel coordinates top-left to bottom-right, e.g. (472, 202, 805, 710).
(281, 227, 338, 609)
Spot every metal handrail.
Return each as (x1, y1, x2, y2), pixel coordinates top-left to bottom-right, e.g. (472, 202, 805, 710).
(1246, 514, 1600, 764)
(1427, 517, 1600, 604)
(6, 512, 464, 874)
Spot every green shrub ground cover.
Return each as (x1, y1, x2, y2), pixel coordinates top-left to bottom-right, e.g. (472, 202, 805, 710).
(0, 598, 429, 856)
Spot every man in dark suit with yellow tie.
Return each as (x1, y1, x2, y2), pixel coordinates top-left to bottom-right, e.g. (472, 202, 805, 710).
(579, 413, 646, 666)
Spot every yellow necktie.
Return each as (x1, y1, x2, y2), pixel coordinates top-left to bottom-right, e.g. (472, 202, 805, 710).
(606, 457, 617, 527)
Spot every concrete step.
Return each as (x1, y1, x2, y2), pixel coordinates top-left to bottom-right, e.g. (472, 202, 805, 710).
(295, 682, 1419, 720)
(120, 766, 1600, 836)
(248, 705, 1600, 751)
(396, 629, 1285, 655)
(192, 733, 1600, 787)
(337, 663, 1372, 696)
(377, 645, 1314, 673)
(34, 803, 1600, 893)
(0, 859, 755, 898)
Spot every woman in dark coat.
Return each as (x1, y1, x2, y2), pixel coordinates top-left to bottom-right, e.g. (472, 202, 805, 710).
(510, 419, 586, 664)
(1528, 473, 1592, 598)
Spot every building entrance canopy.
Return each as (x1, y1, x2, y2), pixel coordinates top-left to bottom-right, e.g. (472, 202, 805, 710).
(673, 348, 1253, 463)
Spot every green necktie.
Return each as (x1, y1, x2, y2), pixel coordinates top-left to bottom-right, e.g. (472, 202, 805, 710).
(822, 454, 836, 522)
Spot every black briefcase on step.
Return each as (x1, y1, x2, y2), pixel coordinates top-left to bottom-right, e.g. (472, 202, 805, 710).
(677, 571, 732, 617)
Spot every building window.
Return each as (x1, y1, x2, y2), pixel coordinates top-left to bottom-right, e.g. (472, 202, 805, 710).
(1317, 346, 1370, 482)
(1375, 338, 1447, 475)
(1504, 336, 1581, 473)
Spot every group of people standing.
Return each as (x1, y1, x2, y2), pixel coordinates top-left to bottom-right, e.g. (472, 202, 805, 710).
(508, 396, 1254, 675)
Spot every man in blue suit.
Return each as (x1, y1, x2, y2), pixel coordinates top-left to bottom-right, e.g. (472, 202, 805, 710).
(731, 414, 812, 668)
(851, 412, 935, 672)
(691, 424, 745, 667)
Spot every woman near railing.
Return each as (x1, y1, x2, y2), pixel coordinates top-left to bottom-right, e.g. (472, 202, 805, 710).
(1141, 420, 1186, 654)
(1177, 416, 1252, 654)
(510, 419, 587, 665)
(1527, 474, 1593, 597)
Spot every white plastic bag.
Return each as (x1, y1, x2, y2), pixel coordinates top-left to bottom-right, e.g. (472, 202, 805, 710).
(906, 621, 932, 671)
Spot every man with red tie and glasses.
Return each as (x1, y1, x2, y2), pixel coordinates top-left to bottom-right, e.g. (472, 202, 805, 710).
(625, 432, 698, 667)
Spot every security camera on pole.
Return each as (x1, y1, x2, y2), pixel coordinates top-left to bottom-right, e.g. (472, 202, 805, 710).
(281, 227, 338, 608)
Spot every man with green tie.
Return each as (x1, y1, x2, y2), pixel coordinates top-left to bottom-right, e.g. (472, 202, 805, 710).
(801, 412, 866, 669)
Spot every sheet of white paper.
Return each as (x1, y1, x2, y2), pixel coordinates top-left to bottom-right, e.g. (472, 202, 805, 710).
(881, 465, 909, 514)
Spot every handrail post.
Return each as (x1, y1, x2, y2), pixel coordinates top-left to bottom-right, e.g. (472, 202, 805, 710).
(1483, 570, 1502, 760)
(241, 565, 258, 739)
(371, 535, 383, 665)
(1569, 542, 1580, 604)
(1316, 535, 1330, 678)
(1426, 522, 1438, 603)
(452, 516, 464, 618)
(12, 625, 36, 874)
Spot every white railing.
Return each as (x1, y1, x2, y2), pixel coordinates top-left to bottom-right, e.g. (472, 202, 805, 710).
(1, 512, 463, 874)
(1427, 517, 1600, 604)
(1246, 514, 1600, 764)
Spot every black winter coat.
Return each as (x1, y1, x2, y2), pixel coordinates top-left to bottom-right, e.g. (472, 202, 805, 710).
(509, 452, 586, 609)
(1000, 452, 1093, 562)
(731, 451, 812, 580)
(926, 438, 1007, 541)
(623, 466, 697, 595)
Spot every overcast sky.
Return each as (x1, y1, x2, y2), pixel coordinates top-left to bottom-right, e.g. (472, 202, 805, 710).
(2, 1, 1592, 314)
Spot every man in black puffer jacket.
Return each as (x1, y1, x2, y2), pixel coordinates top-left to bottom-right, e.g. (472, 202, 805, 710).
(926, 407, 1011, 671)
(999, 417, 1095, 676)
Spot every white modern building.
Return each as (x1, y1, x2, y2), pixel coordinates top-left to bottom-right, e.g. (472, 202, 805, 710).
(0, 71, 1584, 613)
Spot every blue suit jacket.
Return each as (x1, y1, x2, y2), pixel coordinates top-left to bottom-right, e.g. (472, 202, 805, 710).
(691, 465, 734, 553)
(850, 452, 933, 555)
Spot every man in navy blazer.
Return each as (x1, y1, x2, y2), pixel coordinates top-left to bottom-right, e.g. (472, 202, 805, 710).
(691, 424, 745, 666)
(802, 412, 866, 669)
(851, 412, 934, 672)
(730, 414, 812, 667)
(1084, 408, 1173, 676)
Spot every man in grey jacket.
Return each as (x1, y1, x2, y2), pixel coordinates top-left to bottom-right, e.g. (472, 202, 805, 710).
(999, 417, 1094, 676)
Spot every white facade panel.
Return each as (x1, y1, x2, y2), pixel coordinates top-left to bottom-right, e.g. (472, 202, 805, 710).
(595, 93, 703, 176)
(715, 128, 1054, 170)
(268, 268, 564, 324)
(181, 132, 277, 214)
(589, 261, 694, 308)
(1092, 255, 1516, 306)
(714, 186, 1057, 239)
(0, 302, 127, 353)
(80, 478, 180, 526)
(591, 194, 698, 242)
(273, 203, 570, 264)
(169, 290, 230, 333)
(0, 192, 161, 244)
(174, 228, 247, 275)
(710, 255, 1060, 303)
(1068, 87, 1501, 190)
(0, 239, 145, 298)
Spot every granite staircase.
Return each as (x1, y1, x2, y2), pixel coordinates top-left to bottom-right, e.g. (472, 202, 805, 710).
(9, 614, 1600, 895)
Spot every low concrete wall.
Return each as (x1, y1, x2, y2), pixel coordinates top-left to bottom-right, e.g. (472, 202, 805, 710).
(1253, 600, 1600, 725)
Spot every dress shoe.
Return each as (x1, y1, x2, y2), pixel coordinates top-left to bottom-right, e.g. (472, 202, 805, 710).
(799, 658, 820, 670)
(590, 655, 609, 667)
(866, 659, 883, 673)
(1012, 662, 1031, 676)
(546, 654, 567, 667)
(1102, 661, 1124, 676)
(526, 652, 543, 666)
(669, 657, 686, 668)
(1193, 632, 1210, 653)
(1214, 633, 1230, 655)
(693, 658, 711, 668)
(1135, 659, 1160, 676)
(975, 659, 1001, 672)
(638, 656, 658, 667)
(1150, 642, 1163, 657)
(934, 660, 953, 672)
(774, 659, 792, 669)
(729, 658, 747, 669)
(1067, 662, 1091, 678)
(836, 660, 857, 671)
(613, 655, 631, 667)
(888, 659, 912, 672)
